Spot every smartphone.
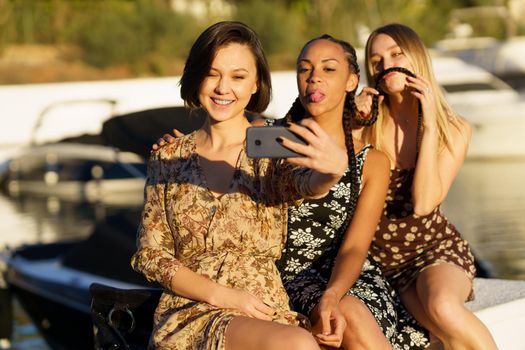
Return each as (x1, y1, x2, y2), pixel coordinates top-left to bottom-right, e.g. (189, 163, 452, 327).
(246, 126, 307, 158)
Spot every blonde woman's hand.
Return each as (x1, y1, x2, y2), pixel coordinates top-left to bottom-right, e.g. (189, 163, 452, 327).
(406, 75, 438, 129)
(281, 118, 347, 177)
(151, 128, 185, 151)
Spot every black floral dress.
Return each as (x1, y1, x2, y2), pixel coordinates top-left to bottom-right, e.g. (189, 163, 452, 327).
(276, 145, 430, 349)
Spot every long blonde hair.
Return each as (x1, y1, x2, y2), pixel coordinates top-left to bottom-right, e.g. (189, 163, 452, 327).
(362, 23, 462, 158)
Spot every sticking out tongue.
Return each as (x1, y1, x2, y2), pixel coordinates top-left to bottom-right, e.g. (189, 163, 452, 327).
(309, 91, 325, 103)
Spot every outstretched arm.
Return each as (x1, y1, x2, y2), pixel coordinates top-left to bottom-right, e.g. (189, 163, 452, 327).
(151, 118, 268, 151)
(152, 118, 347, 199)
(280, 118, 348, 197)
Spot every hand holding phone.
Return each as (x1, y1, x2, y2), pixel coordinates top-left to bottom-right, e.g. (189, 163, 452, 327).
(246, 126, 307, 158)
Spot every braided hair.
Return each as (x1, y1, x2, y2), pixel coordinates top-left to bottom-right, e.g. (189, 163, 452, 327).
(284, 34, 361, 238)
(354, 66, 423, 158)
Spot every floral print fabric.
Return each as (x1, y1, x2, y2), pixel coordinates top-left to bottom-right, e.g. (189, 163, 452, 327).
(276, 146, 430, 349)
(131, 132, 311, 350)
(370, 167, 476, 295)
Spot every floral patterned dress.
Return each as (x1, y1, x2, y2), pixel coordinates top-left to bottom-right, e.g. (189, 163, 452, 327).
(276, 145, 430, 349)
(370, 167, 476, 295)
(131, 132, 311, 350)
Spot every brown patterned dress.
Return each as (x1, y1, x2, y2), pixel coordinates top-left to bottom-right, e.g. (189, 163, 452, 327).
(131, 132, 310, 350)
(370, 167, 477, 295)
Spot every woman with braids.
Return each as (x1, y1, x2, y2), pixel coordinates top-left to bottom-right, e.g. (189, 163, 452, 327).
(354, 23, 497, 349)
(154, 34, 431, 350)
(274, 34, 429, 350)
(131, 21, 350, 350)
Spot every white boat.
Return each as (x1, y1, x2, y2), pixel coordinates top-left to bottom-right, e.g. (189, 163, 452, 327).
(430, 54, 525, 159)
(3, 142, 146, 206)
(0, 209, 155, 350)
(434, 36, 525, 91)
(0, 99, 145, 206)
(0, 103, 206, 206)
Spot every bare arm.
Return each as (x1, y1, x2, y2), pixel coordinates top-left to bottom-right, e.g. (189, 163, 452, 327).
(323, 149, 390, 299)
(280, 118, 348, 197)
(412, 118, 471, 215)
(152, 118, 347, 198)
(405, 76, 471, 215)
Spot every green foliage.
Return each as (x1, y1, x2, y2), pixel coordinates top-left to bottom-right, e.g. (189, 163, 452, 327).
(233, 0, 308, 69)
(0, 0, 522, 82)
(0, 0, 201, 74)
(71, 0, 200, 69)
(234, 0, 305, 55)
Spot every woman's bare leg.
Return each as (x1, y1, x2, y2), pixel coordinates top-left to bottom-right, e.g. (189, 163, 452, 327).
(401, 282, 450, 348)
(225, 316, 320, 350)
(402, 264, 497, 350)
(310, 295, 392, 350)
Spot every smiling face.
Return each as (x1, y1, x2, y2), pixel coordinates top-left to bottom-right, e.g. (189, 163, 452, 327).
(198, 43, 258, 124)
(368, 33, 414, 94)
(296, 39, 357, 118)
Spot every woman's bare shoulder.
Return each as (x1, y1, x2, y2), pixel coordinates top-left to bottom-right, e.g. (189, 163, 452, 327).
(449, 115, 472, 145)
(363, 147, 390, 175)
(366, 148, 390, 167)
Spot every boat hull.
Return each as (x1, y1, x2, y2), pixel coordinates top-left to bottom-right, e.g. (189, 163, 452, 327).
(2, 241, 151, 350)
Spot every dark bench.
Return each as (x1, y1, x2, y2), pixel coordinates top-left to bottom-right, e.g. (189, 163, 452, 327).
(89, 283, 162, 350)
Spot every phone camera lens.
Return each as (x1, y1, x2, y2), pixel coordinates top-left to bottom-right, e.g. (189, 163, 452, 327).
(255, 140, 261, 146)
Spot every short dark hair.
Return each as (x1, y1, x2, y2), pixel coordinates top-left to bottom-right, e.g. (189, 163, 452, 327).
(180, 21, 271, 114)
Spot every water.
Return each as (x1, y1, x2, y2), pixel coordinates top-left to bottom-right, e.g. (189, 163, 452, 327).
(1, 158, 525, 349)
(0, 193, 133, 350)
(6, 300, 50, 350)
(442, 157, 525, 280)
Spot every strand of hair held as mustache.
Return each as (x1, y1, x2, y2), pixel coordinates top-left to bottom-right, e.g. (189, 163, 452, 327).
(354, 66, 423, 158)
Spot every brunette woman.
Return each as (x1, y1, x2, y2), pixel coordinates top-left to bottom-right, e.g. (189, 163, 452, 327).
(132, 21, 348, 350)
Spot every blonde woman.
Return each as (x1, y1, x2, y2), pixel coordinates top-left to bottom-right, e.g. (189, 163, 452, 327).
(355, 23, 497, 350)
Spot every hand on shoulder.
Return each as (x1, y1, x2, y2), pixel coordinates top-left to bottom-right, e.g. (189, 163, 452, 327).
(149, 133, 187, 160)
(151, 129, 184, 151)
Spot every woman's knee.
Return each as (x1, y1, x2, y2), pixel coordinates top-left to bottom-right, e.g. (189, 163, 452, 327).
(339, 295, 369, 323)
(425, 295, 466, 327)
(339, 296, 378, 335)
(288, 328, 319, 350)
(338, 296, 392, 350)
(268, 327, 319, 350)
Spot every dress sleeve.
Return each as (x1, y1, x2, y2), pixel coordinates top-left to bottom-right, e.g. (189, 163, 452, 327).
(268, 159, 315, 205)
(131, 149, 182, 290)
